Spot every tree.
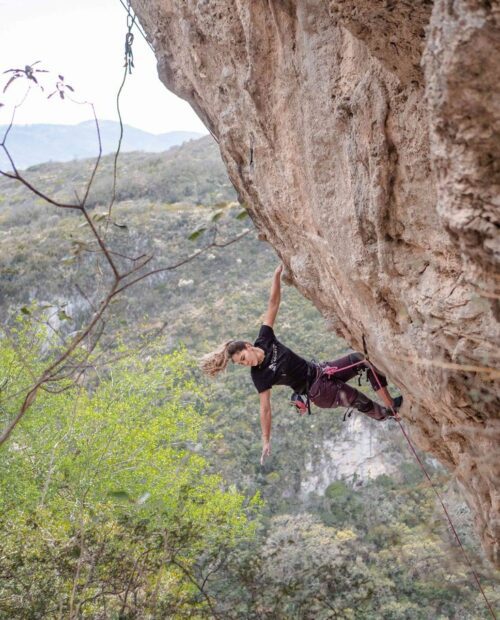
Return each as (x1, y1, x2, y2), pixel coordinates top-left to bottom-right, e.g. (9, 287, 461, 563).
(0, 329, 260, 618)
(0, 57, 250, 447)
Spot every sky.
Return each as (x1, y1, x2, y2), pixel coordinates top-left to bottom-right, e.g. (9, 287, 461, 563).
(0, 0, 207, 134)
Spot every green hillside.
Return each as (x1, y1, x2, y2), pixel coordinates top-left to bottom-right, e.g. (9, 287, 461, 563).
(0, 134, 235, 211)
(0, 138, 497, 618)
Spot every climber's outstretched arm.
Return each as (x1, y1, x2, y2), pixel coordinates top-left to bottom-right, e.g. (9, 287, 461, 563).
(260, 389, 272, 465)
(262, 264, 283, 329)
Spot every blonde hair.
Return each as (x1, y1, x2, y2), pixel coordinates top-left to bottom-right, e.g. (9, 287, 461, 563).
(199, 339, 249, 377)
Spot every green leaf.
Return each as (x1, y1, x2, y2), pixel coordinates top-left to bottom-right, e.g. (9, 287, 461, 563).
(211, 210, 224, 222)
(109, 490, 131, 502)
(188, 227, 206, 241)
(236, 209, 248, 220)
(20, 306, 30, 315)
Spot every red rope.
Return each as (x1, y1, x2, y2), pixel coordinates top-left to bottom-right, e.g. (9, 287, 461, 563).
(360, 357, 498, 619)
(322, 360, 365, 376)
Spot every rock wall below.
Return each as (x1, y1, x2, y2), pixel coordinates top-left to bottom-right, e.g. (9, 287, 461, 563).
(300, 415, 400, 498)
(131, 0, 500, 565)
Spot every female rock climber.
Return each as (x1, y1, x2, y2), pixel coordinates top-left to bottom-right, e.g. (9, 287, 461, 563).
(201, 264, 402, 464)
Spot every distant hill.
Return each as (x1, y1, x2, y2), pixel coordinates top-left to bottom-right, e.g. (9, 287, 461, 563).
(0, 120, 204, 170)
(0, 135, 237, 207)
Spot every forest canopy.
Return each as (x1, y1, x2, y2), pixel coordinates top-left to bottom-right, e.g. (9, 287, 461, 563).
(0, 326, 259, 618)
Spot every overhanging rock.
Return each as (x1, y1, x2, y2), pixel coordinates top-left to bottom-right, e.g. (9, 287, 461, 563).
(131, 0, 500, 565)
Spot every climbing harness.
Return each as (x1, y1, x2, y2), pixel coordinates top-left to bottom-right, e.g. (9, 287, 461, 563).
(290, 358, 390, 419)
(290, 365, 316, 415)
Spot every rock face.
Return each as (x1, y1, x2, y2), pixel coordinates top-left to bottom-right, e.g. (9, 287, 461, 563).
(301, 415, 399, 497)
(131, 0, 500, 564)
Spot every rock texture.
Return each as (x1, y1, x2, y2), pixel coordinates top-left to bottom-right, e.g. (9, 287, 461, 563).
(131, 0, 500, 565)
(301, 415, 399, 497)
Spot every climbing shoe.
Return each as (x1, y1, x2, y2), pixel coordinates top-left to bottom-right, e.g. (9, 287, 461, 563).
(384, 407, 401, 421)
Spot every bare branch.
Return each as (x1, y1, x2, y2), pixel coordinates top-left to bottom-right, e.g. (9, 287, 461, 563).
(0, 280, 119, 446)
(113, 229, 252, 297)
(0, 49, 252, 449)
(80, 207, 120, 279)
(81, 246, 148, 263)
(0, 166, 81, 209)
(168, 557, 222, 620)
(1, 84, 30, 146)
(79, 101, 102, 206)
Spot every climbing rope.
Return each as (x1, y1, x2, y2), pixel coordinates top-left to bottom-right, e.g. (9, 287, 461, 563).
(349, 348, 499, 620)
(323, 353, 497, 616)
(117, 0, 155, 53)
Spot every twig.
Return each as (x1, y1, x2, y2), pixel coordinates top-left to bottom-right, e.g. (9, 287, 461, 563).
(113, 229, 251, 297)
(169, 557, 222, 620)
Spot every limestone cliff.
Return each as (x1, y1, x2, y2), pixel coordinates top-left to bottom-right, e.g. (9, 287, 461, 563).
(300, 416, 400, 498)
(130, 0, 500, 564)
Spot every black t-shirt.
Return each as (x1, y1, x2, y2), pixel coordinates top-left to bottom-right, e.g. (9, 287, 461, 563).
(251, 325, 313, 394)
